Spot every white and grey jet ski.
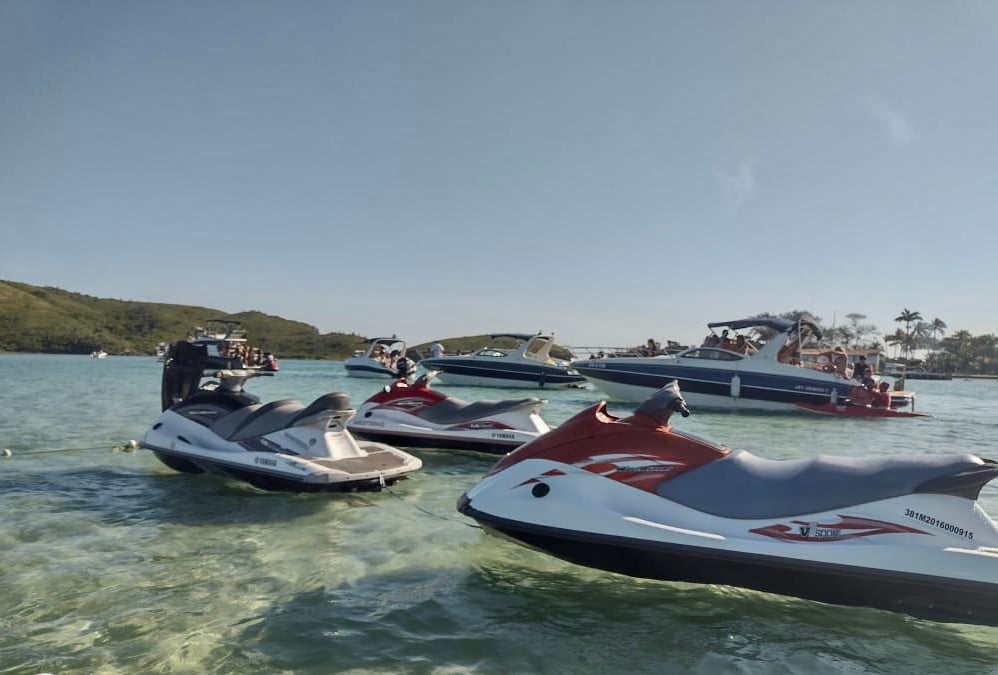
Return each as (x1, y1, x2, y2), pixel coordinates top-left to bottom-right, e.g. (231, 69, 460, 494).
(141, 341, 422, 491)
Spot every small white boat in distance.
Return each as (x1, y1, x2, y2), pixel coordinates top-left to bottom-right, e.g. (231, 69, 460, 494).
(91, 350, 108, 359)
(419, 333, 586, 389)
(345, 337, 409, 378)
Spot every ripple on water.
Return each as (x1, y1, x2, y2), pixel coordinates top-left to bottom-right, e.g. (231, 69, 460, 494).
(3, 357, 998, 673)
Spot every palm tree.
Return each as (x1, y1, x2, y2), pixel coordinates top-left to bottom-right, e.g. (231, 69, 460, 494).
(939, 329, 973, 373)
(929, 317, 948, 349)
(885, 329, 907, 359)
(913, 321, 932, 356)
(894, 308, 923, 360)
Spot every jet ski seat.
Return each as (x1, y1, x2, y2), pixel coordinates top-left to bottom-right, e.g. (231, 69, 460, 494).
(657, 450, 995, 519)
(211, 399, 305, 442)
(290, 393, 353, 425)
(418, 397, 544, 425)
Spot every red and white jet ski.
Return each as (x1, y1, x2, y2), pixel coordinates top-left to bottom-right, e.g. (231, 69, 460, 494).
(347, 374, 551, 454)
(458, 381, 998, 624)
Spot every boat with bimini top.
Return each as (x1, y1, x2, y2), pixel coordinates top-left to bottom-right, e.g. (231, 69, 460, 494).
(573, 317, 914, 411)
(344, 336, 411, 379)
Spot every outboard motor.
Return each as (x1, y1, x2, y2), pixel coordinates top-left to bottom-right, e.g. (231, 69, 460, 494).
(635, 379, 691, 424)
(161, 341, 209, 411)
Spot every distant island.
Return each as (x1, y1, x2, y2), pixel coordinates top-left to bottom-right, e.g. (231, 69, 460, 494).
(0, 280, 564, 360)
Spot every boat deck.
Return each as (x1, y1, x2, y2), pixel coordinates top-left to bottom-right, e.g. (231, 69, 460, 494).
(312, 449, 412, 472)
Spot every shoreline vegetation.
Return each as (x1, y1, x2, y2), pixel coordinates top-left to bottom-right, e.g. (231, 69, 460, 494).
(0, 280, 569, 361)
(3, 280, 998, 375)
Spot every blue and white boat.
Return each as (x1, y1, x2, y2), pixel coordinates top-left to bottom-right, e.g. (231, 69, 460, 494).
(574, 318, 914, 411)
(419, 333, 586, 389)
(344, 337, 409, 378)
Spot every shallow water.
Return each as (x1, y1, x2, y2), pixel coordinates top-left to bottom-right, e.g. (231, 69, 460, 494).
(2, 354, 998, 674)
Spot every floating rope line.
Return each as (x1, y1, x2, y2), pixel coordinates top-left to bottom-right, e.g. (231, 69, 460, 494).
(384, 483, 481, 529)
(1, 440, 139, 458)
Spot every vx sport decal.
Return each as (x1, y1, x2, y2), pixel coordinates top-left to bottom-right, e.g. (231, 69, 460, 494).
(750, 515, 926, 542)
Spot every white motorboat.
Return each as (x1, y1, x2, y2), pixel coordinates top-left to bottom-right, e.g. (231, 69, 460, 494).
(419, 333, 586, 389)
(344, 336, 410, 378)
(140, 341, 422, 492)
(574, 317, 914, 411)
(187, 318, 277, 371)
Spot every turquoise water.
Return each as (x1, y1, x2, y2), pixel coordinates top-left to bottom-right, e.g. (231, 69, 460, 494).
(2, 353, 998, 674)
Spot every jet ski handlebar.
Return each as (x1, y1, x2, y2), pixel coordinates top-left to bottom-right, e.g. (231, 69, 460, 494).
(635, 380, 691, 424)
(211, 369, 275, 394)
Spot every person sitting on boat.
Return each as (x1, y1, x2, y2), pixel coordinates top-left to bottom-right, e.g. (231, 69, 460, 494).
(703, 333, 720, 347)
(872, 381, 892, 408)
(832, 347, 849, 377)
(261, 352, 278, 371)
(848, 379, 876, 406)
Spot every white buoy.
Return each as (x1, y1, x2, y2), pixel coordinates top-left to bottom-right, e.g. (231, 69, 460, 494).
(2, 448, 12, 458)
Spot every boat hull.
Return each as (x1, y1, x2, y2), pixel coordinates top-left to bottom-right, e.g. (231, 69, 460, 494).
(574, 359, 906, 411)
(344, 361, 396, 378)
(349, 427, 524, 454)
(794, 403, 928, 418)
(421, 359, 586, 389)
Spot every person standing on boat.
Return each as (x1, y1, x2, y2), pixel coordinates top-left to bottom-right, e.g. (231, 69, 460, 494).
(430, 341, 444, 359)
(853, 355, 871, 382)
(393, 350, 415, 381)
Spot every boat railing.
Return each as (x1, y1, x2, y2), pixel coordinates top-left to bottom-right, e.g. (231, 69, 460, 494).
(569, 346, 674, 361)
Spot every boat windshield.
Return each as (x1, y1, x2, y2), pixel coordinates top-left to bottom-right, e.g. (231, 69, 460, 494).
(524, 336, 552, 360)
(680, 348, 743, 361)
(476, 349, 508, 358)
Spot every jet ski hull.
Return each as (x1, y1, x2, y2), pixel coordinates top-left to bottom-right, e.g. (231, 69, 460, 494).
(141, 399, 422, 493)
(459, 494, 998, 625)
(144, 440, 413, 492)
(349, 427, 524, 454)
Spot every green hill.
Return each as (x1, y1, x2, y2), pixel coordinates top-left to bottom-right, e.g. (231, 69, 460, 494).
(0, 280, 362, 359)
(0, 280, 578, 361)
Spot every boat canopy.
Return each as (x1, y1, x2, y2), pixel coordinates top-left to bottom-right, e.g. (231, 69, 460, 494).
(707, 317, 822, 338)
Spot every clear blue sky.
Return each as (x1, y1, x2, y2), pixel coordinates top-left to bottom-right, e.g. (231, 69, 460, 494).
(2, 1, 996, 347)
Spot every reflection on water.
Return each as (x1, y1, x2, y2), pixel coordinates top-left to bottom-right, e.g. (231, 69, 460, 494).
(1, 354, 997, 673)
